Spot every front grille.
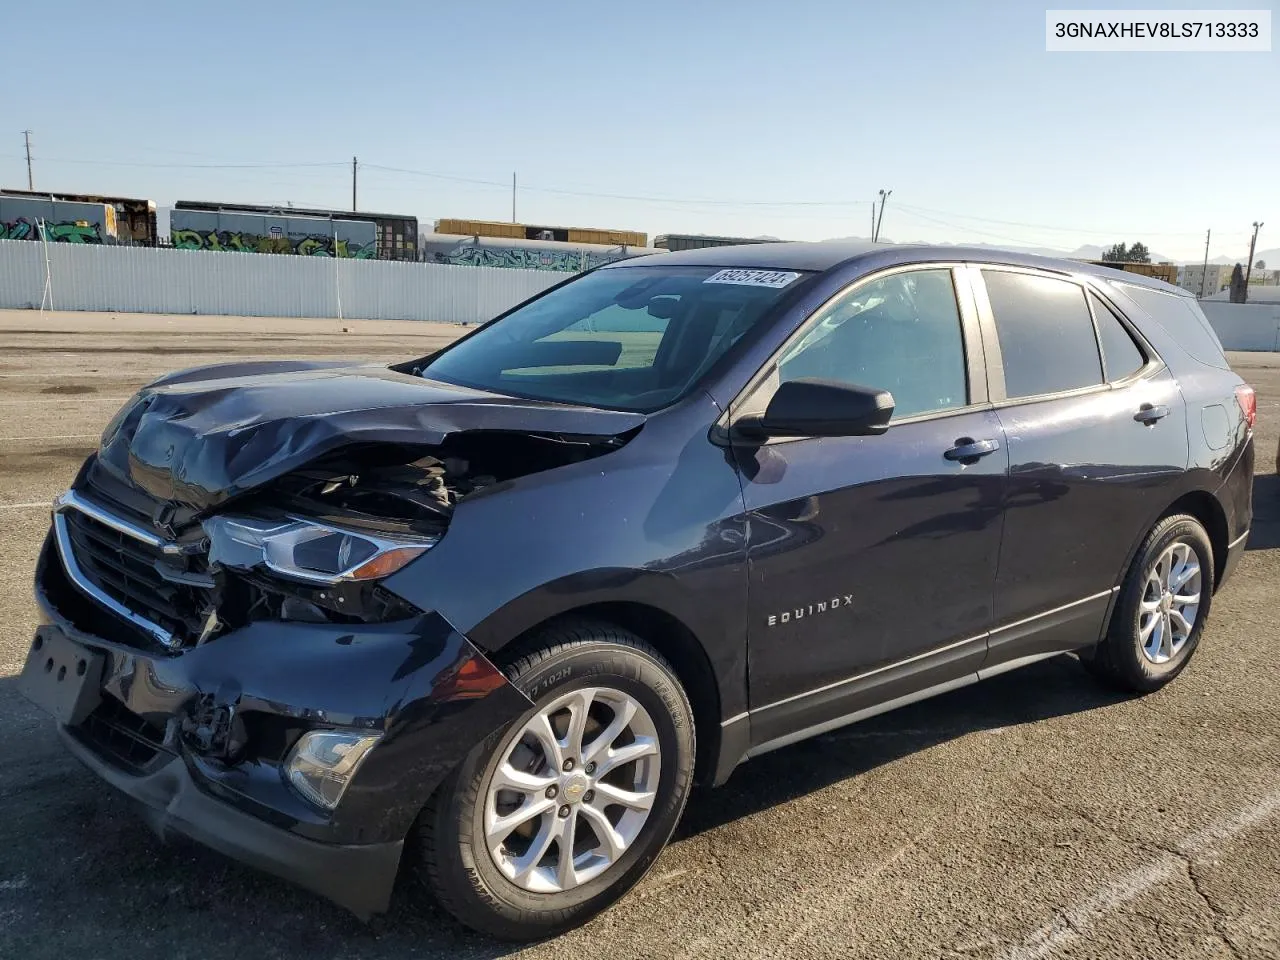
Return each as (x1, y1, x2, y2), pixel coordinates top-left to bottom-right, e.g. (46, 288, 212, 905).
(76, 696, 172, 773)
(60, 506, 213, 647)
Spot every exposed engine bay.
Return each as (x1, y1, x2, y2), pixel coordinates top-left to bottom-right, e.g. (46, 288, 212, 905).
(260, 429, 629, 537)
(54, 427, 636, 653)
(56, 358, 647, 652)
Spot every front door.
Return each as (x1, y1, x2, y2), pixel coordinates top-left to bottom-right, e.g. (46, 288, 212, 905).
(731, 265, 1007, 748)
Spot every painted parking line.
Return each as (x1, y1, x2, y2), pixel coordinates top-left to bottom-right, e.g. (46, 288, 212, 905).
(997, 788, 1280, 960)
(0, 502, 51, 511)
(0, 397, 129, 405)
(0, 435, 99, 442)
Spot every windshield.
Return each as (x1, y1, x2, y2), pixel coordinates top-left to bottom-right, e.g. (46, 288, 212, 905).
(420, 265, 810, 412)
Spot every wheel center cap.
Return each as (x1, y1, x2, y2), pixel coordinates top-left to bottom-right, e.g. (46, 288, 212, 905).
(1161, 592, 1173, 612)
(562, 773, 589, 803)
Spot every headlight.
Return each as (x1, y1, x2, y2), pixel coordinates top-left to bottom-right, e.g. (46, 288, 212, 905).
(204, 515, 433, 584)
(285, 730, 381, 810)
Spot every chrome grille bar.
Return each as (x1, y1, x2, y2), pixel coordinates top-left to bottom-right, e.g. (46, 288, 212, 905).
(51, 491, 178, 649)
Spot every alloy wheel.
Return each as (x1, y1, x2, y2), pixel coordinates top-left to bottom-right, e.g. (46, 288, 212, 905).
(1139, 541, 1202, 664)
(483, 687, 661, 893)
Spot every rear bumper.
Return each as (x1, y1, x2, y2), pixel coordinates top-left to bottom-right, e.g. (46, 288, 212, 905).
(1219, 527, 1249, 590)
(60, 726, 402, 918)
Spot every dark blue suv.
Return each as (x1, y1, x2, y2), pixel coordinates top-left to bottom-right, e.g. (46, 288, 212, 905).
(21, 242, 1254, 939)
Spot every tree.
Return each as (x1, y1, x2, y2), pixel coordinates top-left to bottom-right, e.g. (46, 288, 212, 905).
(1230, 264, 1247, 303)
(1100, 241, 1151, 263)
(1257, 259, 1267, 270)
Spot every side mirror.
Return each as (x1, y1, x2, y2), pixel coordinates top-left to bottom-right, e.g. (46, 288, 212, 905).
(739, 378, 894, 439)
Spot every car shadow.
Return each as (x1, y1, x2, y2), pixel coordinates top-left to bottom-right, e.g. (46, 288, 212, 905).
(0, 652, 1130, 959)
(1246, 473, 1280, 550)
(676, 653, 1126, 840)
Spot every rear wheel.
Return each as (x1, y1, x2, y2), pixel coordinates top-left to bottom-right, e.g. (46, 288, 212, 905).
(1084, 514, 1213, 693)
(417, 622, 695, 940)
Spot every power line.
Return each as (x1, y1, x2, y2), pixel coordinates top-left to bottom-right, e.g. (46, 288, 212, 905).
(362, 163, 872, 208)
(0, 154, 347, 170)
(894, 201, 1238, 239)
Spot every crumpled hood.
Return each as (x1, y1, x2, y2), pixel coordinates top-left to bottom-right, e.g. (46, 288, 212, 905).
(94, 360, 645, 510)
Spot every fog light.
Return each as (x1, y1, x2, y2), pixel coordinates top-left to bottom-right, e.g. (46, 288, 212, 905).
(285, 730, 381, 810)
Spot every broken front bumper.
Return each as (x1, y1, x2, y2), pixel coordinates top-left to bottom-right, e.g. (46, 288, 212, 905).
(28, 532, 531, 917)
(59, 725, 404, 917)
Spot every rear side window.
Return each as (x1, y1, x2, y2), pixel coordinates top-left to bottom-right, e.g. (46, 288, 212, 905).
(982, 270, 1102, 399)
(1089, 293, 1146, 381)
(1113, 283, 1229, 370)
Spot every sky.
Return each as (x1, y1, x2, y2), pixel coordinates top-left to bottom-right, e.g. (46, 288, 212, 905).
(1, 0, 1276, 262)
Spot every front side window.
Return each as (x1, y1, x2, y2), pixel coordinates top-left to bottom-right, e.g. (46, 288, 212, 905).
(774, 268, 968, 419)
(983, 270, 1103, 399)
(420, 265, 809, 412)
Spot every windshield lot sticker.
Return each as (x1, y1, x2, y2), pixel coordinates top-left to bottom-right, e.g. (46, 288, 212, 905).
(704, 269, 800, 288)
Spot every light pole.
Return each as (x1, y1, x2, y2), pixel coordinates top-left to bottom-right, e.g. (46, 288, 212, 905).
(1245, 221, 1264, 294)
(874, 189, 891, 242)
(1199, 229, 1210, 298)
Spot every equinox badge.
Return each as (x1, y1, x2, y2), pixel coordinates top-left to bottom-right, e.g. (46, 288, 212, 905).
(768, 595, 854, 627)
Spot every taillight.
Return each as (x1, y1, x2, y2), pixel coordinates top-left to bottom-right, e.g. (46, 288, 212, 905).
(1235, 384, 1257, 429)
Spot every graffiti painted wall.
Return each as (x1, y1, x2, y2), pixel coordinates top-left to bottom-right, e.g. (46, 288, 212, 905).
(419, 233, 661, 272)
(168, 210, 377, 258)
(0, 196, 117, 244)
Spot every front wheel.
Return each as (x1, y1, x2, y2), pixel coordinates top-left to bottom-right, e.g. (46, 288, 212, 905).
(417, 622, 695, 940)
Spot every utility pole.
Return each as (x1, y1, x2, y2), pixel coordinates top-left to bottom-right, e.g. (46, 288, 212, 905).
(1245, 221, 1264, 296)
(1199, 229, 1211, 298)
(351, 156, 358, 212)
(23, 129, 34, 189)
(874, 188, 892, 242)
(870, 199, 876, 239)
(512, 172, 517, 223)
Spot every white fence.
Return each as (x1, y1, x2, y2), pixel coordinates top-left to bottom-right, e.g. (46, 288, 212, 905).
(8, 239, 1280, 350)
(0, 239, 565, 323)
(1199, 301, 1280, 352)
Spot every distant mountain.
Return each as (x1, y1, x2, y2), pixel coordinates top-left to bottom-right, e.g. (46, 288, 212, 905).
(1206, 248, 1280, 268)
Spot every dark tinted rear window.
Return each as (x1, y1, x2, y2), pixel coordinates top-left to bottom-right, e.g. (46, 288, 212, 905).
(1089, 293, 1146, 381)
(1112, 283, 1229, 370)
(983, 270, 1103, 399)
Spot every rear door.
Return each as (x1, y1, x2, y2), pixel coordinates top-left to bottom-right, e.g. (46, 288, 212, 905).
(731, 265, 1008, 748)
(970, 265, 1189, 669)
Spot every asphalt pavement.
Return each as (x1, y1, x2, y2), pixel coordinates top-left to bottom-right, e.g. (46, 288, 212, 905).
(0, 310, 1276, 959)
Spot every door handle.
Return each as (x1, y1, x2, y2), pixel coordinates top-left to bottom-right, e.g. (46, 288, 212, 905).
(944, 437, 1001, 462)
(1134, 403, 1170, 425)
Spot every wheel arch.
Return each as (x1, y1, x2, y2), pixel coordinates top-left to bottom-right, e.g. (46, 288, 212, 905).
(494, 601, 725, 788)
(1160, 490, 1229, 592)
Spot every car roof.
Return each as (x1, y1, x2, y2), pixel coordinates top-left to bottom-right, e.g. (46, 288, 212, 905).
(604, 240, 1188, 296)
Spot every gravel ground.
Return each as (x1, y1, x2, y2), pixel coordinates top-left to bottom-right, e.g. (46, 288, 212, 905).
(0, 309, 1277, 960)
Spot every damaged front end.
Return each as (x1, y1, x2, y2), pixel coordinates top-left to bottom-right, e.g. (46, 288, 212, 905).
(67, 393, 641, 653)
(26, 362, 649, 915)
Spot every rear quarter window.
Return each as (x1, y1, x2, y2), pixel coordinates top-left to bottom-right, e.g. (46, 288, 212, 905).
(1109, 282, 1230, 370)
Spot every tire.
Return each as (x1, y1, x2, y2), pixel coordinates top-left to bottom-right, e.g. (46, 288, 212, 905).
(417, 620, 695, 940)
(1084, 514, 1214, 693)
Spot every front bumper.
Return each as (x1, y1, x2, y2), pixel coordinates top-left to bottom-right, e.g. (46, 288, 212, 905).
(28, 530, 532, 916)
(59, 725, 403, 917)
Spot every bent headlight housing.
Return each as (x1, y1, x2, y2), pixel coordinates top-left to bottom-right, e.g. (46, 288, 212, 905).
(285, 730, 381, 810)
(204, 515, 433, 584)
